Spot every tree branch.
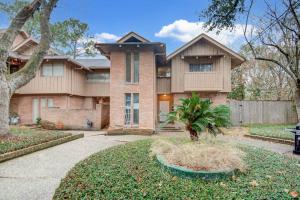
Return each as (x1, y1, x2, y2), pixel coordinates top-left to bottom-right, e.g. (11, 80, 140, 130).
(288, 0, 300, 32)
(8, 0, 58, 94)
(255, 56, 296, 81)
(0, 0, 42, 73)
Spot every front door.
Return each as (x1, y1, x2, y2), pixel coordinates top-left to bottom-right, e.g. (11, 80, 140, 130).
(32, 98, 40, 123)
(159, 100, 169, 122)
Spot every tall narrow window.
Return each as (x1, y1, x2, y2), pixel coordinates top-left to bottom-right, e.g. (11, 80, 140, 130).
(124, 93, 139, 126)
(125, 93, 131, 125)
(125, 52, 131, 82)
(133, 52, 139, 83)
(133, 93, 139, 125)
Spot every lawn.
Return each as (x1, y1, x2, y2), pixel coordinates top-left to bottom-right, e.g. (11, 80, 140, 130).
(54, 139, 300, 199)
(248, 124, 295, 140)
(0, 126, 71, 154)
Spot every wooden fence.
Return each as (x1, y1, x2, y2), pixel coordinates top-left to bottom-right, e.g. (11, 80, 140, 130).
(228, 100, 298, 126)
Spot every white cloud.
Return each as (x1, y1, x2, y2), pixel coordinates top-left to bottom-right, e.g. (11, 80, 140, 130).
(93, 32, 120, 43)
(155, 19, 253, 47)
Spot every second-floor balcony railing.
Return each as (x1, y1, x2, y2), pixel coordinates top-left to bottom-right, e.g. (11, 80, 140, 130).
(85, 82, 110, 97)
(157, 77, 171, 94)
(184, 72, 223, 91)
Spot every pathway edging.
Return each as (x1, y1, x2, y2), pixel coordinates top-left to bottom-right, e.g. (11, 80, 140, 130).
(0, 133, 84, 163)
(244, 134, 293, 145)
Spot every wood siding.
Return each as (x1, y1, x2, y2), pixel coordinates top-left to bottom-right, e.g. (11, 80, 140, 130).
(157, 77, 171, 94)
(15, 62, 109, 97)
(85, 82, 110, 96)
(171, 39, 232, 93)
(184, 72, 222, 91)
(229, 100, 297, 125)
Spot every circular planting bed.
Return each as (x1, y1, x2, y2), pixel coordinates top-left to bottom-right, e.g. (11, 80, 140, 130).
(54, 139, 300, 199)
(156, 154, 236, 180)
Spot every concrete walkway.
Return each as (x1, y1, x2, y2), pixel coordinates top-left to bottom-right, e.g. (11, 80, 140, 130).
(0, 131, 147, 200)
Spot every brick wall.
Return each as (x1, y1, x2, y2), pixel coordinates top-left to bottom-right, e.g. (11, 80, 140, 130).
(40, 103, 107, 129)
(110, 51, 156, 130)
(10, 95, 87, 124)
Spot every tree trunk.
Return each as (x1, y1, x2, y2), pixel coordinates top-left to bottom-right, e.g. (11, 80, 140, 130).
(0, 81, 10, 135)
(188, 129, 199, 141)
(295, 87, 300, 122)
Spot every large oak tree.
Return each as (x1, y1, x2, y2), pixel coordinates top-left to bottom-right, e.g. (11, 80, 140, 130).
(0, 0, 58, 135)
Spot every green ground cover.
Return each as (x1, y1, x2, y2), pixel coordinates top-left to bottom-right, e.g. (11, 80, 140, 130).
(249, 124, 295, 140)
(54, 139, 300, 199)
(0, 127, 70, 154)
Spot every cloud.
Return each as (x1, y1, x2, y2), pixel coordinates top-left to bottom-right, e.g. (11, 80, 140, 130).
(93, 32, 120, 43)
(155, 19, 253, 47)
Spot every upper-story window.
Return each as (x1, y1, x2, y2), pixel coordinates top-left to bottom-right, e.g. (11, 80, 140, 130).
(86, 72, 110, 83)
(189, 63, 213, 72)
(41, 63, 64, 77)
(157, 67, 171, 77)
(125, 52, 139, 83)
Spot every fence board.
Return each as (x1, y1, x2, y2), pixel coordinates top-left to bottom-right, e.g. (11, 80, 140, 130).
(228, 100, 298, 126)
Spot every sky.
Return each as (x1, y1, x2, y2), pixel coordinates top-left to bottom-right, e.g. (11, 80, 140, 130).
(0, 0, 276, 55)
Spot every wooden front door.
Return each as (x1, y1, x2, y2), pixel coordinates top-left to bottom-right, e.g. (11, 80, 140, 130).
(159, 100, 169, 122)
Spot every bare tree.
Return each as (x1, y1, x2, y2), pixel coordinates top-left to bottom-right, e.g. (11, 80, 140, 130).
(243, 0, 300, 116)
(203, 0, 300, 119)
(0, 0, 58, 135)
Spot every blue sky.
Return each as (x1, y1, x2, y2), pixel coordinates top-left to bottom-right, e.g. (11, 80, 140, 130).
(0, 0, 276, 54)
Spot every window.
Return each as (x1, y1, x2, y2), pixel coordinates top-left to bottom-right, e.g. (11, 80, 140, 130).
(133, 52, 139, 83)
(86, 72, 110, 82)
(41, 98, 47, 108)
(41, 63, 64, 76)
(125, 52, 139, 83)
(124, 93, 139, 126)
(126, 52, 131, 82)
(42, 64, 53, 76)
(125, 93, 131, 125)
(189, 63, 213, 72)
(157, 67, 171, 77)
(47, 98, 54, 108)
(53, 64, 64, 76)
(133, 93, 139, 125)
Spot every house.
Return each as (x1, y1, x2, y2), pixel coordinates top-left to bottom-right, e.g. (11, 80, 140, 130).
(8, 30, 244, 133)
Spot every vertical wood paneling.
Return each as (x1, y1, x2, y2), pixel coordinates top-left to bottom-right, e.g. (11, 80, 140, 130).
(229, 100, 298, 125)
(171, 38, 232, 93)
(157, 77, 171, 94)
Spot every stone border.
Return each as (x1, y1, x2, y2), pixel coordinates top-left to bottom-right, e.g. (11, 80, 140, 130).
(244, 134, 293, 145)
(0, 134, 84, 163)
(156, 154, 236, 180)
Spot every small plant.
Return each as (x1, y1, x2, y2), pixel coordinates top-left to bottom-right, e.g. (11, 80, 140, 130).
(36, 117, 42, 125)
(167, 92, 230, 141)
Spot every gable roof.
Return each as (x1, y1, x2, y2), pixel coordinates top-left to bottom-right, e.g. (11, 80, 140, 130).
(0, 29, 29, 39)
(167, 33, 245, 66)
(8, 51, 89, 71)
(117, 31, 150, 43)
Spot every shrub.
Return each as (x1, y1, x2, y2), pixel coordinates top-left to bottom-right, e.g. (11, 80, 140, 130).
(167, 92, 230, 141)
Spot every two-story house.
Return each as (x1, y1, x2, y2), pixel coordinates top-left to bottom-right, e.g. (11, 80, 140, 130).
(95, 32, 244, 134)
(8, 30, 244, 134)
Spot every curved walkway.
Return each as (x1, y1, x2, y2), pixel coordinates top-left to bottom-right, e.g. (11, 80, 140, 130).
(0, 131, 147, 200)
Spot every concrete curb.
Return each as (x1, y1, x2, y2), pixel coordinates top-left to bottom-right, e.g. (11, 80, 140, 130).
(0, 134, 84, 163)
(244, 134, 293, 145)
(156, 154, 236, 180)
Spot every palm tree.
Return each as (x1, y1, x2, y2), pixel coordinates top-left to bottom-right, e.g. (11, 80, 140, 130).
(167, 92, 230, 141)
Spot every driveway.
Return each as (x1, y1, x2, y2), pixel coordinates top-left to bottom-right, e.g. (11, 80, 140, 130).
(0, 131, 148, 200)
